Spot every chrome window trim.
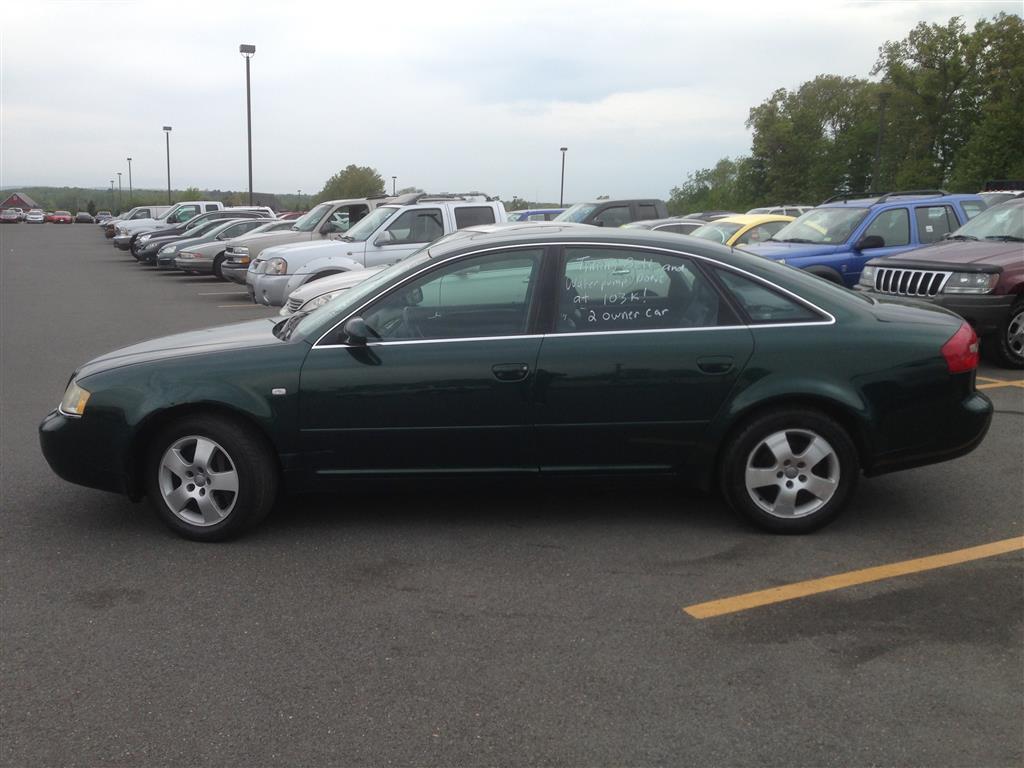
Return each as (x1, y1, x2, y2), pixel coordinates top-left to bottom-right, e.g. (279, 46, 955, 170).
(311, 241, 836, 349)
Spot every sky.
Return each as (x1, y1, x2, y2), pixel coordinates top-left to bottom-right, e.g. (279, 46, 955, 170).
(2, 0, 1019, 203)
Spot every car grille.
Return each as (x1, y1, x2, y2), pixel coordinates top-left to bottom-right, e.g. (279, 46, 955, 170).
(872, 267, 952, 297)
(285, 295, 304, 313)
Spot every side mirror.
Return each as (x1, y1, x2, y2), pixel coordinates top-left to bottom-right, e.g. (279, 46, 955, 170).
(374, 230, 394, 246)
(343, 317, 374, 345)
(593, 219, 605, 227)
(855, 234, 885, 250)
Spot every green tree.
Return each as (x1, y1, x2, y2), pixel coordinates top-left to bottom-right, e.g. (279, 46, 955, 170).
(87, 200, 97, 216)
(315, 165, 385, 202)
(667, 157, 763, 215)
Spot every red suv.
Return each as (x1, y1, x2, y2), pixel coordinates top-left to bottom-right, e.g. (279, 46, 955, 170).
(856, 198, 1024, 368)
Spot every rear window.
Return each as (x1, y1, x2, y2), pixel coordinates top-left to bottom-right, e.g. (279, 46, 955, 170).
(715, 268, 823, 324)
(454, 206, 496, 229)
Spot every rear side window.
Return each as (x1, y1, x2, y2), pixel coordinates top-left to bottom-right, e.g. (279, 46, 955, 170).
(863, 208, 910, 247)
(961, 201, 986, 220)
(715, 269, 822, 324)
(915, 206, 957, 244)
(205, 204, 219, 212)
(385, 208, 443, 244)
(454, 206, 495, 229)
(655, 224, 685, 234)
(637, 203, 659, 220)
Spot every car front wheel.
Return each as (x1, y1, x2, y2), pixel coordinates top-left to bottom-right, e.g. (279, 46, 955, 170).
(145, 415, 277, 541)
(720, 409, 858, 533)
(987, 301, 1024, 369)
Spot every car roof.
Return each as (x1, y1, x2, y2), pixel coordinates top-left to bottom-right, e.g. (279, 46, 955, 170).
(698, 214, 794, 226)
(818, 192, 984, 209)
(623, 217, 704, 228)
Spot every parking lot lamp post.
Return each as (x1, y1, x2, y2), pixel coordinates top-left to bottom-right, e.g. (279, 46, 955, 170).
(126, 157, 133, 204)
(109, 180, 115, 211)
(240, 44, 256, 206)
(392, 176, 397, 195)
(117, 172, 122, 211)
(163, 126, 172, 204)
(559, 147, 568, 207)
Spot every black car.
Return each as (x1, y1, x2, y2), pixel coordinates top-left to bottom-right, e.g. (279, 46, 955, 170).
(554, 199, 669, 227)
(75, 212, 94, 224)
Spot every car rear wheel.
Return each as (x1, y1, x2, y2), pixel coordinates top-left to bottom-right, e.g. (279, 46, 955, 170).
(987, 301, 1024, 369)
(212, 252, 227, 280)
(720, 408, 858, 533)
(145, 415, 277, 541)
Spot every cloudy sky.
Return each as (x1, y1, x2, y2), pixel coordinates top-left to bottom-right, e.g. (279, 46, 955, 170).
(2, 0, 1018, 202)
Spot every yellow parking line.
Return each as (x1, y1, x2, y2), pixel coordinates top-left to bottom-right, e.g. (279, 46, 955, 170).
(977, 380, 1024, 390)
(683, 536, 1024, 620)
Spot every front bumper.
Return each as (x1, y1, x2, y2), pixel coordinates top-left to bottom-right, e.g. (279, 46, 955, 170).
(113, 235, 133, 250)
(856, 288, 1015, 335)
(175, 255, 214, 273)
(222, 264, 250, 285)
(39, 410, 129, 496)
(249, 273, 290, 306)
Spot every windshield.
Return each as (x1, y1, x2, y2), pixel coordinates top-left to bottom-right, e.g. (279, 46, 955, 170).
(770, 207, 868, 244)
(178, 219, 222, 237)
(954, 202, 1024, 240)
(293, 250, 434, 340)
(554, 203, 598, 223)
(691, 221, 743, 244)
(291, 203, 331, 232)
(343, 206, 398, 242)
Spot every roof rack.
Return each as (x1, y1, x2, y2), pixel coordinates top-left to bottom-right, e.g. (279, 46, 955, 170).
(820, 191, 881, 204)
(389, 192, 492, 205)
(875, 189, 950, 203)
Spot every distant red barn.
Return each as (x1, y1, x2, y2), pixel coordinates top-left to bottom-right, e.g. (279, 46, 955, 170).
(1, 192, 40, 210)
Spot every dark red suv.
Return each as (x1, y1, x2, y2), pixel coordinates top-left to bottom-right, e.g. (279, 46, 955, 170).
(856, 198, 1024, 368)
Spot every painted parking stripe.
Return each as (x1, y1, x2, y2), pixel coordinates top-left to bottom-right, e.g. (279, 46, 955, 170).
(199, 291, 248, 296)
(683, 536, 1024, 620)
(216, 304, 268, 309)
(977, 380, 1024, 390)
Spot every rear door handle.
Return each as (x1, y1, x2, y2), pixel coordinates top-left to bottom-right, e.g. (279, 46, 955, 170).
(491, 363, 530, 382)
(697, 355, 734, 375)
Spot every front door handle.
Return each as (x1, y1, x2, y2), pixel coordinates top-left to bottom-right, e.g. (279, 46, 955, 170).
(491, 363, 530, 382)
(697, 355, 734, 375)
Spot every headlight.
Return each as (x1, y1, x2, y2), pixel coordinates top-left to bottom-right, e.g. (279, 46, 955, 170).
(944, 272, 999, 294)
(304, 290, 342, 310)
(59, 380, 91, 416)
(859, 266, 876, 286)
(265, 257, 288, 275)
(232, 247, 249, 257)
(159, 244, 177, 254)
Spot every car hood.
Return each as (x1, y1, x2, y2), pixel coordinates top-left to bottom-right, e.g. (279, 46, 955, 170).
(229, 230, 312, 253)
(75, 319, 286, 379)
(260, 239, 348, 261)
(866, 239, 1024, 268)
(741, 242, 847, 260)
(286, 266, 383, 304)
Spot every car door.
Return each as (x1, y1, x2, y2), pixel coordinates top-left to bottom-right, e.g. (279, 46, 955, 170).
(846, 207, 911, 282)
(533, 245, 754, 472)
(362, 207, 445, 267)
(298, 247, 547, 475)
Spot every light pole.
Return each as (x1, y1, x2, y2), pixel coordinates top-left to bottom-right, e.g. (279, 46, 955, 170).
(559, 147, 568, 207)
(163, 126, 172, 204)
(109, 180, 115, 210)
(392, 176, 397, 196)
(297, 189, 302, 211)
(126, 157, 133, 204)
(117, 172, 122, 211)
(240, 44, 256, 205)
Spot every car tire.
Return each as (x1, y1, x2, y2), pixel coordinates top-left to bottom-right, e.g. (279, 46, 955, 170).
(212, 252, 226, 280)
(145, 414, 277, 541)
(719, 408, 858, 533)
(986, 301, 1024, 370)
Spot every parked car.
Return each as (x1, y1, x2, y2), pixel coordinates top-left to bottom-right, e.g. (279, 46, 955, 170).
(247, 196, 508, 306)
(219, 220, 318, 284)
(95, 211, 114, 223)
(555, 199, 668, 227)
(684, 211, 738, 221)
(50, 210, 73, 224)
(26, 209, 45, 223)
(171, 219, 277, 275)
(44, 212, 58, 223)
(621, 217, 706, 235)
(113, 201, 226, 246)
(0, 209, 20, 223)
(219, 196, 392, 277)
(978, 180, 1024, 208)
(742, 190, 987, 286)
(10, 207, 25, 221)
(507, 209, 566, 222)
(279, 267, 385, 315)
(747, 205, 815, 217)
(134, 209, 276, 263)
(690, 214, 794, 247)
(39, 223, 992, 541)
(75, 212, 94, 223)
(856, 198, 1024, 368)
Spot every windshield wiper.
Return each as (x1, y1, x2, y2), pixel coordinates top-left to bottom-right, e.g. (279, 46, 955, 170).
(946, 233, 978, 241)
(772, 237, 815, 244)
(983, 235, 1024, 242)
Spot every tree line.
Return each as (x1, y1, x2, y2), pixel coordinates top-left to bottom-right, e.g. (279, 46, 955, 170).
(667, 13, 1023, 215)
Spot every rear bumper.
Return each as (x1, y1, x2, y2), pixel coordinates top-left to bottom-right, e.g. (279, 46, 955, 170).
(856, 288, 1015, 335)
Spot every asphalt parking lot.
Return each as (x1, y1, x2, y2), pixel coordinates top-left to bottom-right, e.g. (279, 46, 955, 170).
(2, 224, 1022, 767)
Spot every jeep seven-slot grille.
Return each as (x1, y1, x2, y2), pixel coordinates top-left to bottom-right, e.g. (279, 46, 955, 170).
(873, 267, 951, 297)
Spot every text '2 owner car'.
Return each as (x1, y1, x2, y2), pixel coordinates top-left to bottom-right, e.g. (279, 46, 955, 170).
(40, 224, 992, 541)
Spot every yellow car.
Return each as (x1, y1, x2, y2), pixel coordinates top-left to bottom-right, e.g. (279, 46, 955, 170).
(689, 214, 794, 247)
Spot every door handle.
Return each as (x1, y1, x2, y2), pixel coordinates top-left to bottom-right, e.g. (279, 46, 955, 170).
(491, 363, 530, 382)
(697, 355, 734, 375)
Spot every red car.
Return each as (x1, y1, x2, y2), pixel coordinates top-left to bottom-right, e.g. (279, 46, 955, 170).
(49, 211, 73, 224)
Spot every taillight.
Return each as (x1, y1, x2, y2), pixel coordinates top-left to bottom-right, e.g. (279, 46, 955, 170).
(941, 321, 979, 374)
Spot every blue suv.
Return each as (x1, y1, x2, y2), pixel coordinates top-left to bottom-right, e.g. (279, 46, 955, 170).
(742, 190, 987, 286)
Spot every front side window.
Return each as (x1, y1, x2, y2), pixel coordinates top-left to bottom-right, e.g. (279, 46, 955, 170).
(361, 249, 543, 341)
(864, 208, 910, 247)
(222, 220, 264, 238)
(558, 247, 731, 332)
(594, 206, 631, 228)
(915, 206, 957, 244)
(715, 269, 821, 324)
(454, 206, 495, 228)
(385, 208, 443, 244)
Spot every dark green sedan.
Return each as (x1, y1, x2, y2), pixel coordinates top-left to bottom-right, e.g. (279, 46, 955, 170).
(39, 224, 992, 540)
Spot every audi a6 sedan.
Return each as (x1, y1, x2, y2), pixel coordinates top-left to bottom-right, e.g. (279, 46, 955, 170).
(39, 224, 992, 541)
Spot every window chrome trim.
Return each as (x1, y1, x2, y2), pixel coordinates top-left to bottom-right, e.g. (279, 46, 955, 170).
(311, 241, 836, 348)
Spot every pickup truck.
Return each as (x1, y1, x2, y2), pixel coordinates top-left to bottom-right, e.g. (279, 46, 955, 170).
(554, 198, 668, 227)
(112, 201, 225, 247)
(103, 205, 171, 237)
(246, 195, 507, 306)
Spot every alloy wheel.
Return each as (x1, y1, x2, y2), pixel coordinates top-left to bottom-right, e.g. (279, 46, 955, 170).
(158, 436, 239, 526)
(744, 429, 840, 518)
(1008, 309, 1024, 361)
